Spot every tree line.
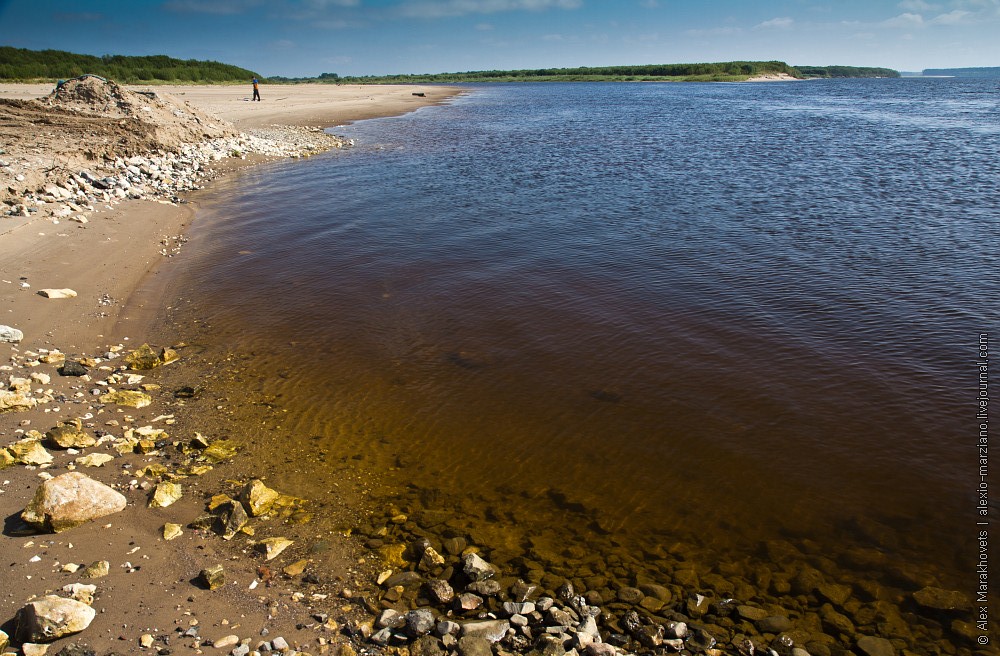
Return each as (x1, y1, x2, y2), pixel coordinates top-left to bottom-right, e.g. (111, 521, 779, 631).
(0, 47, 260, 83)
(795, 66, 900, 78)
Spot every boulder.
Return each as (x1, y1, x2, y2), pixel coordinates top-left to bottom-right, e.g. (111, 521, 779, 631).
(199, 565, 225, 590)
(16, 595, 96, 643)
(9, 439, 53, 465)
(21, 472, 127, 532)
(45, 419, 97, 449)
(0, 390, 38, 413)
(856, 636, 895, 656)
(0, 325, 23, 343)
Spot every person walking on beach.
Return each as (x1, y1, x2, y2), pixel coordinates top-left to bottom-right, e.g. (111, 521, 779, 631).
(252, 77, 261, 101)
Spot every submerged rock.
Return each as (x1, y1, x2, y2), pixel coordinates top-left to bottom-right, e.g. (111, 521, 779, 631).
(21, 472, 127, 533)
(912, 586, 972, 612)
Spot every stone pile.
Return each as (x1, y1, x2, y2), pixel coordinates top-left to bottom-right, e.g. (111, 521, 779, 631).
(3, 129, 351, 221)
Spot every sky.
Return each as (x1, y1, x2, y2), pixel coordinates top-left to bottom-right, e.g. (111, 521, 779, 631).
(0, 0, 998, 77)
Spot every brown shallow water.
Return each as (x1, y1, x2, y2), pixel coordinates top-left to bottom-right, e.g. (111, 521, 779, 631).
(130, 80, 1000, 654)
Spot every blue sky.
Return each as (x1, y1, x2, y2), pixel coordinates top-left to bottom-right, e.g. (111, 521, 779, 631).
(1, 0, 997, 76)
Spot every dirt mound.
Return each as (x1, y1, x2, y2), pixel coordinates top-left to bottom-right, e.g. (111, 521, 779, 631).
(40, 75, 238, 147)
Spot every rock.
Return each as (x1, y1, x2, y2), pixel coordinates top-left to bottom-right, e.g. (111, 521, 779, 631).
(407, 609, 436, 637)
(258, 537, 294, 560)
(59, 361, 88, 377)
(459, 619, 509, 642)
(0, 447, 14, 469)
(199, 565, 225, 590)
(856, 636, 895, 656)
(22, 644, 49, 656)
(817, 583, 852, 606)
(37, 289, 78, 299)
(736, 605, 769, 622)
(240, 479, 281, 516)
(216, 499, 249, 540)
(75, 453, 114, 468)
(123, 344, 162, 370)
(0, 630, 8, 652)
(1, 390, 38, 413)
(457, 636, 493, 656)
(412, 634, 447, 656)
(163, 523, 183, 540)
(462, 553, 497, 582)
(270, 636, 290, 651)
(0, 325, 24, 342)
(61, 584, 96, 605)
(912, 586, 972, 612)
(202, 439, 239, 462)
(80, 561, 110, 579)
(421, 546, 446, 570)
(9, 439, 53, 465)
(21, 472, 127, 532)
(149, 481, 183, 508)
(819, 604, 855, 637)
(583, 644, 616, 656)
(45, 420, 96, 449)
(756, 616, 793, 634)
(466, 579, 502, 596)
(283, 559, 308, 577)
(99, 390, 152, 408)
(16, 595, 96, 643)
(686, 628, 717, 652)
(617, 587, 645, 604)
(213, 634, 239, 649)
(455, 593, 483, 611)
(426, 579, 455, 604)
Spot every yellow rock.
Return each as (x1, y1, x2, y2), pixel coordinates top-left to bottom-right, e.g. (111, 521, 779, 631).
(149, 482, 182, 508)
(378, 543, 407, 568)
(258, 537, 294, 561)
(240, 479, 280, 516)
(100, 390, 152, 408)
(163, 523, 183, 541)
(283, 559, 309, 577)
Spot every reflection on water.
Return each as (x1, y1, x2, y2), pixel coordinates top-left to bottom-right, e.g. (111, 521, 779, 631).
(148, 79, 999, 652)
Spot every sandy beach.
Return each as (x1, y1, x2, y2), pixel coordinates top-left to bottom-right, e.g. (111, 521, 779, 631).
(0, 82, 461, 655)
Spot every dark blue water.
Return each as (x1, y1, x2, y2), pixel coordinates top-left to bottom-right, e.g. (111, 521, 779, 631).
(168, 79, 999, 605)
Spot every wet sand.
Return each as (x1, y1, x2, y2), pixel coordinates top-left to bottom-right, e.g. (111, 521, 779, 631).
(0, 82, 461, 655)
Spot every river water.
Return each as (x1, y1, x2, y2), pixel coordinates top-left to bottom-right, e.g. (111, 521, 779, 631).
(150, 78, 999, 651)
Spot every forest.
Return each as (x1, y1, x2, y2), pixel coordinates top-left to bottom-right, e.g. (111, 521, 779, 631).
(0, 47, 260, 82)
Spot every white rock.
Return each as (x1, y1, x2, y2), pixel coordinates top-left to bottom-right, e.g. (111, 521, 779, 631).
(21, 472, 127, 532)
(16, 595, 96, 643)
(37, 289, 78, 299)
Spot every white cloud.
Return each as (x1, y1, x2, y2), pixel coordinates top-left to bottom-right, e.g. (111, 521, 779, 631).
(929, 9, 973, 23)
(881, 12, 925, 27)
(897, 0, 938, 10)
(685, 26, 742, 37)
(395, 0, 582, 19)
(754, 16, 794, 29)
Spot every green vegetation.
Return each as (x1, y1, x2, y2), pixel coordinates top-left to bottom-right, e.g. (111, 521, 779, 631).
(0, 47, 261, 83)
(270, 61, 802, 83)
(795, 65, 900, 78)
(922, 67, 1000, 78)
